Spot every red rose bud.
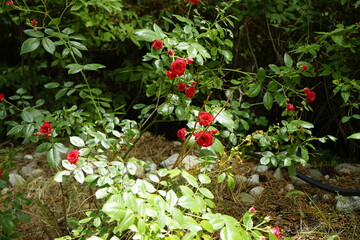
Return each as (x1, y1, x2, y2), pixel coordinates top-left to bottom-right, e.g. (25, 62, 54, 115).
(188, 0, 199, 5)
(177, 82, 186, 92)
(168, 50, 175, 55)
(166, 71, 177, 79)
(170, 58, 187, 76)
(6, 1, 13, 6)
(270, 226, 281, 239)
(303, 88, 310, 94)
(194, 131, 213, 147)
(248, 207, 256, 213)
(286, 104, 294, 111)
(0, 93, 4, 101)
(152, 40, 163, 49)
(191, 81, 197, 85)
(67, 150, 80, 164)
(40, 122, 53, 135)
(198, 112, 214, 126)
(31, 19, 38, 26)
(185, 86, 196, 98)
(0, 169, 3, 178)
(306, 91, 316, 103)
(177, 128, 187, 140)
(210, 129, 219, 135)
(187, 57, 194, 64)
(46, 134, 51, 138)
(301, 65, 308, 70)
(34, 132, 41, 136)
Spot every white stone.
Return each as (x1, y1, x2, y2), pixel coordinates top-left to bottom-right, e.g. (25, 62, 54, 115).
(24, 154, 34, 160)
(273, 168, 284, 179)
(322, 194, 332, 202)
(290, 176, 308, 186)
(335, 163, 360, 175)
(309, 169, 323, 180)
(284, 183, 295, 192)
(30, 169, 44, 177)
(21, 162, 37, 176)
(249, 186, 265, 196)
(1, 188, 10, 195)
(253, 165, 269, 173)
(161, 153, 198, 170)
(247, 174, 260, 185)
(234, 175, 248, 188)
(9, 173, 26, 187)
(238, 193, 256, 204)
(336, 196, 360, 212)
(324, 175, 330, 180)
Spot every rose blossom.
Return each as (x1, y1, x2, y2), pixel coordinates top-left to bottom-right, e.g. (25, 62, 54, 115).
(185, 86, 196, 98)
(170, 58, 187, 76)
(177, 82, 186, 92)
(306, 91, 316, 103)
(6, 1, 13, 6)
(301, 65, 308, 70)
(67, 150, 80, 164)
(0, 169, 3, 178)
(188, 0, 199, 5)
(286, 104, 294, 111)
(210, 129, 219, 135)
(0, 93, 4, 101)
(168, 50, 175, 55)
(166, 71, 177, 79)
(177, 128, 187, 140)
(191, 81, 197, 85)
(198, 112, 214, 126)
(187, 57, 194, 64)
(194, 131, 213, 147)
(248, 207, 256, 213)
(31, 19, 38, 26)
(152, 40, 163, 49)
(303, 88, 310, 94)
(270, 226, 280, 239)
(40, 122, 53, 135)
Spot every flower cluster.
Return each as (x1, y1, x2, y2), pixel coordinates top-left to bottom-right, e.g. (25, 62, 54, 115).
(67, 150, 80, 164)
(35, 122, 53, 138)
(177, 81, 197, 98)
(304, 88, 316, 103)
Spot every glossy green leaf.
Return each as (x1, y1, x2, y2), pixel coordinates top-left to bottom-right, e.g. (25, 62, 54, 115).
(70, 136, 85, 147)
(24, 29, 44, 38)
(246, 84, 261, 97)
(20, 38, 40, 55)
(284, 53, 293, 67)
(42, 38, 56, 54)
(348, 133, 360, 139)
(257, 67, 266, 83)
(263, 91, 273, 110)
(47, 148, 61, 168)
(135, 29, 157, 42)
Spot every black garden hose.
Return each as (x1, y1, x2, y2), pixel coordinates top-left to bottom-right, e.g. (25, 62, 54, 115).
(245, 151, 360, 196)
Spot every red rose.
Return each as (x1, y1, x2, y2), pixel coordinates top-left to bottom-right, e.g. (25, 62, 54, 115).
(152, 40, 163, 49)
(303, 88, 310, 94)
(185, 86, 196, 98)
(188, 0, 199, 5)
(270, 226, 281, 239)
(166, 71, 177, 79)
(286, 104, 294, 111)
(6, 1, 13, 6)
(67, 150, 80, 164)
(177, 82, 186, 91)
(40, 122, 53, 135)
(0, 169, 3, 178)
(301, 65, 308, 70)
(194, 131, 213, 147)
(191, 81, 197, 85)
(187, 57, 194, 64)
(210, 129, 219, 135)
(306, 91, 316, 103)
(177, 128, 187, 140)
(170, 58, 187, 76)
(31, 19, 38, 26)
(168, 50, 175, 55)
(0, 93, 4, 101)
(198, 112, 214, 126)
(248, 207, 256, 213)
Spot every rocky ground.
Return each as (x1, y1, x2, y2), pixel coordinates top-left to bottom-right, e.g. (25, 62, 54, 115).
(2, 132, 360, 240)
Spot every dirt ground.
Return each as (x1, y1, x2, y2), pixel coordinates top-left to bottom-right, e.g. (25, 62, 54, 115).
(3, 132, 360, 240)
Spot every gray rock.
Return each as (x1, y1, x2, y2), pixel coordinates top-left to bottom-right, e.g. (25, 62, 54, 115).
(284, 183, 295, 192)
(335, 163, 360, 175)
(253, 165, 269, 173)
(161, 153, 198, 170)
(234, 175, 248, 188)
(322, 194, 332, 202)
(290, 176, 308, 186)
(273, 168, 284, 179)
(30, 169, 44, 177)
(324, 175, 330, 180)
(21, 162, 37, 176)
(328, 178, 338, 186)
(309, 169, 323, 180)
(247, 174, 260, 185)
(336, 196, 360, 212)
(249, 186, 265, 196)
(9, 173, 26, 187)
(24, 154, 33, 160)
(238, 193, 256, 204)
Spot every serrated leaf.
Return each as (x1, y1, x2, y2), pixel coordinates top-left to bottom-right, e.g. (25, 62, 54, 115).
(182, 171, 198, 188)
(42, 38, 56, 54)
(47, 148, 61, 168)
(70, 136, 85, 147)
(134, 29, 157, 42)
(20, 38, 40, 55)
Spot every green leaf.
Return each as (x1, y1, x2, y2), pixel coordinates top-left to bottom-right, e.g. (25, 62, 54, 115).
(182, 171, 199, 188)
(199, 187, 214, 199)
(115, 210, 135, 232)
(44, 82, 60, 89)
(70, 41, 88, 50)
(153, 23, 166, 39)
(0, 213, 16, 234)
(70, 136, 85, 147)
(47, 148, 61, 168)
(198, 174, 211, 184)
(263, 92, 273, 110)
(257, 67, 266, 83)
(20, 38, 40, 55)
(134, 29, 157, 42)
(292, 120, 314, 129)
(212, 107, 235, 131)
(7, 125, 24, 136)
(166, 190, 178, 207)
(83, 64, 106, 71)
(42, 38, 56, 54)
(178, 196, 196, 209)
(55, 88, 67, 100)
(158, 103, 174, 116)
(24, 124, 34, 138)
(246, 84, 261, 98)
(220, 226, 242, 240)
(103, 197, 126, 221)
(35, 142, 52, 153)
(54, 170, 70, 182)
(284, 53, 293, 68)
(65, 64, 83, 74)
(347, 133, 360, 139)
(200, 220, 214, 233)
(24, 29, 44, 38)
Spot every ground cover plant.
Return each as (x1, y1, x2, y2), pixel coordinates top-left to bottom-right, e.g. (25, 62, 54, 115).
(0, 0, 359, 239)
